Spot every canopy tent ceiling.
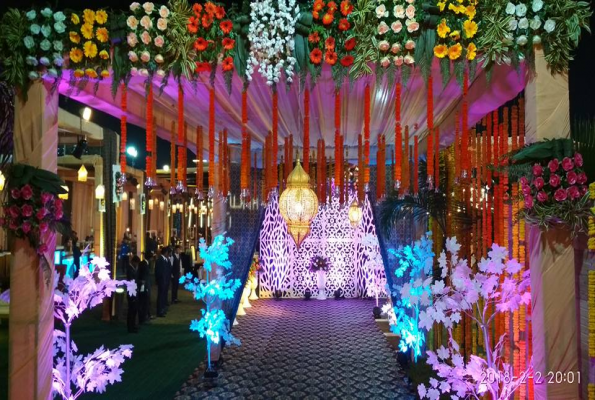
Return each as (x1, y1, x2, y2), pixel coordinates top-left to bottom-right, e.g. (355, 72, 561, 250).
(58, 62, 526, 165)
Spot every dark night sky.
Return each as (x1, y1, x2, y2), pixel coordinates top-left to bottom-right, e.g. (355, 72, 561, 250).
(2, 0, 595, 168)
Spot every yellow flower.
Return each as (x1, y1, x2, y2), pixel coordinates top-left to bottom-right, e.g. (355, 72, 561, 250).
(70, 48, 83, 63)
(448, 43, 462, 60)
(74, 69, 84, 78)
(466, 5, 476, 19)
(81, 23, 94, 40)
(437, 19, 451, 38)
(69, 31, 81, 44)
(463, 20, 478, 39)
(85, 68, 98, 79)
(101, 70, 110, 78)
(83, 9, 95, 25)
(466, 42, 477, 60)
(434, 44, 448, 58)
(96, 27, 109, 43)
(96, 10, 108, 25)
(450, 30, 461, 41)
(83, 41, 98, 58)
(437, 1, 446, 11)
(71, 13, 80, 25)
(448, 3, 465, 13)
(99, 50, 110, 60)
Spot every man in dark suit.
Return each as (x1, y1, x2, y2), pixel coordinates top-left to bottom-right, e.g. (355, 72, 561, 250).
(127, 256, 141, 333)
(171, 245, 182, 304)
(155, 247, 171, 317)
(137, 255, 150, 324)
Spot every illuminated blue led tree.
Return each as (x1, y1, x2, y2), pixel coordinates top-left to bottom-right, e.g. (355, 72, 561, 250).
(180, 234, 241, 370)
(388, 233, 434, 362)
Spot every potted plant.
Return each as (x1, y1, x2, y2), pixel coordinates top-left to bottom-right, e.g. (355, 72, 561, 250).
(309, 255, 331, 300)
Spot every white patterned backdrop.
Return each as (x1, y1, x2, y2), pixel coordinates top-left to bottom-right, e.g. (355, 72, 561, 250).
(259, 191, 387, 299)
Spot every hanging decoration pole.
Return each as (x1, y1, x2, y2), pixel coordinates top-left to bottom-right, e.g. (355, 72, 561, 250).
(358, 134, 364, 203)
(253, 151, 257, 204)
(197, 126, 204, 199)
(403, 125, 410, 194)
(120, 83, 127, 181)
(427, 77, 434, 188)
(145, 84, 154, 187)
(241, 89, 249, 203)
(364, 84, 371, 192)
(394, 82, 402, 190)
(434, 126, 440, 191)
(170, 121, 176, 194)
(413, 136, 419, 195)
(303, 89, 310, 174)
(208, 87, 215, 198)
(461, 69, 470, 179)
(335, 90, 341, 200)
(183, 122, 188, 191)
(272, 91, 278, 193)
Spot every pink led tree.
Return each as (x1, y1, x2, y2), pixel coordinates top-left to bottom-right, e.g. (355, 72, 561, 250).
(53, 257, 136, 399)
(417, 238, 532, 400)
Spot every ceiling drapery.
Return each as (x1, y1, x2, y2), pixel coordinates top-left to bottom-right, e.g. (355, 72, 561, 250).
(58, 63, 526, 165)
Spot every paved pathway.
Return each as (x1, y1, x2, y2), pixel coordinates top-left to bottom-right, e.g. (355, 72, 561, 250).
(176, 299, 415, 400)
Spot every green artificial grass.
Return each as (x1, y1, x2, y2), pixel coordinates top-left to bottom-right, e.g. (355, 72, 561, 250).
(0, 286, 206, 400)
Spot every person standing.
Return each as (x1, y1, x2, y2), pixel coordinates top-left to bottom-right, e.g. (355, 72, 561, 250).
(155, 247, 171, 317)
(137, 255, 150, 324)
(171, 245, 182, 304)
(72, 231, 81, 278)
(127, 256, 141, 333)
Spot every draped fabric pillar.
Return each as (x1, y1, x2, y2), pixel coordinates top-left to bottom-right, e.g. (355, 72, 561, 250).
(10, 81, 57, 400)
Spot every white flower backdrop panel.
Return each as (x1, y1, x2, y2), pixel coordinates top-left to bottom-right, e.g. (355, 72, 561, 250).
(259, 191, 387, 298)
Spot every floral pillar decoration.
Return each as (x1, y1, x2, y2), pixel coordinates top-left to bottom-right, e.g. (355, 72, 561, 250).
(461, 69, 470, 179)
(145, 84, 154, 187)
(303, 88, 310, 174)
(395, 82, 402, 191)
(120, 83, 127, 180)
(176, 84, 184, 192)
(208, 88, 215, 198)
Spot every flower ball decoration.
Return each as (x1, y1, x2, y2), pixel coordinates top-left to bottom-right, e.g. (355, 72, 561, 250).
(21, 8, 67, 81)
(308, 255, 331, 273)
(433, 0, 478, 64)
(374, 0, 422, 69)
(186, 2, 234, 82)
(67, 9, 110, 79)
(127, 2, 170, 79)
(308, 0, 356, 84)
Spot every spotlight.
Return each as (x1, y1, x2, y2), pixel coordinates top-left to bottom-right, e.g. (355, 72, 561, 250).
(71, 138, 87, 159)
(334, 288, 344, 300)
(304, 289, 312, 300)
(373, 306, 382, 319)
(273, 289, 282, 300)
(126, 146, 138, 158)
(81, 107, 92, 122)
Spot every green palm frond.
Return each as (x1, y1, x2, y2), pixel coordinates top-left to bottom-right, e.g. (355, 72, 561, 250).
(571, 119, 595, 180)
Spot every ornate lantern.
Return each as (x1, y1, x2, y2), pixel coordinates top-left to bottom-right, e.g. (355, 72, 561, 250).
(279, 159, 318, 248)
(348, 199, 363, 227)
(77, 165, 88, 182)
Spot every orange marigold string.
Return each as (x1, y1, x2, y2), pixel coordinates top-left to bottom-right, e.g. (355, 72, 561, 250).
(197, 126, 203, 193)
(272, 91, 279, 191)
(461, 69, 469, 179)
(414, 136, 419, 195)
(120, 83, 127, 175)
(434, 126, 440, 190)
(146, 85, 153, 185)
(364, 84, 371, 186)
(395, 82, 402, 189)
(403, 125, 409, 194)
(335, 90, 341, 196)
(170, 121, 176, 190)
(241, 89, 249, 197)
(208, 88, 215, 192)
(303, 88, 310, 173)
(427, 78, 434, 186)
(358, 134, 364, 202)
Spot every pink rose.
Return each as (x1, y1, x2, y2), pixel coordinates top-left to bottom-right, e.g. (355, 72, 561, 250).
(537, 190, 548, 202)
(154, 35, 164, 48)
(574, 153, 584, 167)
(524, 195, 534, 209)
(391, 21, 402, 33)
(8, 205, 20, 218)
(391, 43, 401, 54)
(407, 21, 420, 32)
(141, 30, 151, 45)
(9, 220, 18, 230)
(41, 192, 53, 204)
(405, 5, 415, 18)
(10, 188, 20, 200)
(21, 204, 33, 217)
(405, 39, 415, 50)
(54, 199, 63, 210)
(380, 57, 390, 68)
(394, 56, 404, 66)
(532, 164, 543, 176)
(554, 188, 567, 202)
(566, 171, 577, 185)
(55, 209, 63, 220)
(21, 184, 33, 200)
(533, 176, 544, 190)
(39, 222, 49, 233)
(21, 221, 31, 234)
(549, 174, 561, 188)
(378, 40, 390, 51)
(567, 185, 580, 200)
(580, 185, 588, 196)
(548, 159, 559, 173)
(577, 172, 587, 185)
(519, 176, 529, 186)
(561, 157, 574, 172)
(36, 208, 47, 220)
(38, 243, 48, 254)
(521, 184, 532, 196)
(378, 22, 390, 35)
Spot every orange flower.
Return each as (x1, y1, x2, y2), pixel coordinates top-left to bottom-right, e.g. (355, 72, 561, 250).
(194, 37, 208, 51)
(222, 56, 233, 72)
(308, 31, 320, 43)
(202, 14, 213, 28)
(310, 48, 322, 64)
(344, 37, 356, 51)
(222, 37, 235, 50)
(100, 69, 110, 78)
(340, 55, 354, 67)
(313, 0, 325, 13)
(192, 3, 202, 16)
(74, 69, 84, 78)
(327, 1, 338, 12)
(215, 6, 225, 19)
(340, 0, 353, 16)
(338, 18, 350, 31)
(188, 20, 198, 34)
(322, 13, 334, 25)
(325, 51, 338, 65)
(220, 20, 233, 34)
(325, 37, 335, 51)
(195, 61, 211, 73)
(205, 2, 217, 17)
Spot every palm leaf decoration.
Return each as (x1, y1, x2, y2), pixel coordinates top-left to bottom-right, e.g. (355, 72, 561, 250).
(350, 0, 377, 80)
(571, 119, 595, 181)
(166, 0, 195, 81)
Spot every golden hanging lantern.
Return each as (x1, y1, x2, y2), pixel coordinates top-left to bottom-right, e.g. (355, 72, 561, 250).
(279, 159, 319, 248)
(78, 165, 88, 182)
(348, 199, 363, 227)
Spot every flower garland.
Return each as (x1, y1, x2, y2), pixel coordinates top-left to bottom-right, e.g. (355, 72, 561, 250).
(241, 89, 250, 200)
(68, 9, 109, 79)
(394, 82, 402, 189)
(208, 88, 215, 195)
(145, 84, 154, 186)
(247, 0, 299, 86)
(364, 84, 371, 186)
(461, 69, 469, 178)
(413, 135, 419, 195)
(272, 91, 279, 191)
(308, 0, 355, 84)
(434, 126, 440, 189)
(120, 84, 128, 176)
(403, 125, 410, 193)
(375, 0, 421, 68)
(187, 1, 234, 83)
(334, 90, 341, 192)
(169, 121, 176, 192)
(127, 2, 170, 78)
(303, 88, 310, 173)
(433, 0, 478, 63)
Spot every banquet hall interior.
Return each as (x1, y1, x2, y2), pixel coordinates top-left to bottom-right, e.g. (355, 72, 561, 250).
(0, 0, 595, 399)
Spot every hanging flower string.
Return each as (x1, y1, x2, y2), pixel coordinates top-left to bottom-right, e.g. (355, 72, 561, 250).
(208, 88, 215, 196)
(395, 82, 402, 190)
(434, 126, 440, 190)
(303, 88, 310, 173)
(272, 91, 279, 192)
(170, 121, 175, 192)
(413, 135, 419, 195)
(461, 69, 470, 178)
(427, 76, 434, 187)
(364, 84, 371, 187)
(241, 89, 249, 201)
(120, 83, 127, 176)
(145, 84, 154, 186)
(335, 90, 341, 194)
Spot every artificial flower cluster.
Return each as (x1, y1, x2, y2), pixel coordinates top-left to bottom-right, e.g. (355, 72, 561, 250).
(247, 0, 299, 86)
(589, 182, 595, 251)
(186, 2, 234, 76)
(308, 0, 355, 72)
(68, 9, 110, 79)
(22, 8, 66, 80)
(375, 0, 421, 67)
(249, 253, 261, 280)
(503, 0, 549, 50)
(0, 185, 65, 255)
(309, 255, 331, 273)
(127, 2, 170, 78)
(433, 0, 478, 61)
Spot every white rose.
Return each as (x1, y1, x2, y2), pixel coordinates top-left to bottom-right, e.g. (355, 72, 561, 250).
(128, 51, 139, 62)
(157, 18, 167, 31)
(407, 21, 420, 32)
(508, 18, 518, 31)
(378, 21, 390, 35)
(155, 54, 164, 64)
(140, 15, 152, 29)
(139, 68, 150, 77)
(404, 54, 414, 65)
(516, 35, 528, 45)
(376, 4, 388, 18)
(159, 6, 170, 18)
(405, 40, 415, 50)
(391, 43, 401, 54)
(140, 51, 150, 62)
(156, 69, 166, 78)
(380, 56, 390, 68)
(532, 0, 543, 12)
(405, 5, 415, 19)
(378, 40, 390, 51)
(143, 2, 155, 14)
(394, 5, 405, 18)
(127, 32, 138, 47)
(518, 17, 529, 29)
(130, 2, 141, 11)
(533, 35, 542, 44)
(130, 67, 138, 76)
(505, 2, 516, 15)
(515, 4, 527, 17)
(544, 19, 555, 33)
(394, 56, 404, 66)
(391, 20, 403, 33)
(530, 16, 541, 30)
(127, 16, 139, 30)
